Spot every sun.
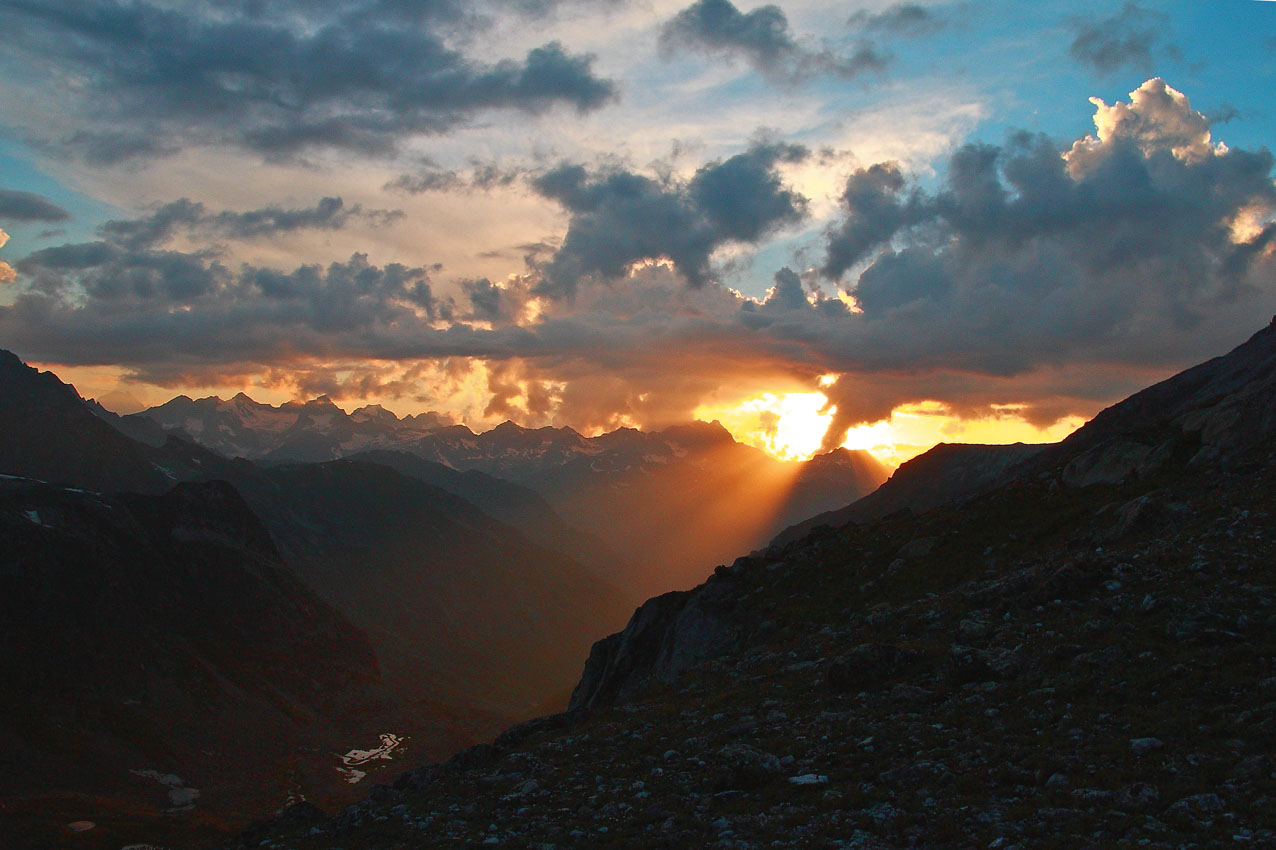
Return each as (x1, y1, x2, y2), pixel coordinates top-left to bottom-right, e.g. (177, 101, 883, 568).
(700, 392, 1090, 467)
(696, 392, 832, 461)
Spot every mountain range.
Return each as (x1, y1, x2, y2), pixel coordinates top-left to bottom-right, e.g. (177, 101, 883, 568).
(100, 390, 890, 597)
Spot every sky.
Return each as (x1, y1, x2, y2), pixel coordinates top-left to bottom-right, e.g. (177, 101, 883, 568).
(0, 0, 1274, 464)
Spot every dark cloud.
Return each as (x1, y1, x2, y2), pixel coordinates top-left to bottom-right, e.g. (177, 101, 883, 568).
(386, 160, 529, 195)
(660, 0, 887, 83)
(0, 188, 71, 223)
(847, 3, 945, 38)
(532, 142, 809, 294)
(461, 277, 533, 325)
(1068, 2, 1171, 75)
(1, 0, 615, 162)
(814, 78, 1276, 446)
(820, 162, 928, 280)
(1206, 103, 1240, 125)
(97, 197, 401, 250)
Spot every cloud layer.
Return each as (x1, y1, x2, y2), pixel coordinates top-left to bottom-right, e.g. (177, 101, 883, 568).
(0, 188, 70, 223)
(2, 79, 1273, 445)
(1, 0, 615, 162)
(1068, 2, 1172, 75)
(660, 0, 887, 83)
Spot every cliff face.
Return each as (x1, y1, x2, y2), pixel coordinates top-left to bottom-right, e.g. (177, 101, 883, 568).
(569, 572, 746, 710)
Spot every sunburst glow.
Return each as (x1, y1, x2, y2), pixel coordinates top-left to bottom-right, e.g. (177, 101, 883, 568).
(703, 394, 1088, 466)
(696, 392, 832, 461)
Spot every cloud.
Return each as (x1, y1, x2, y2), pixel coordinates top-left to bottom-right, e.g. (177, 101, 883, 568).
(97, 197, 402, 250)
(0, 228, 13, 283)
(0, 188, 71, 223)
(386, 160, 530, 195)
(820, 162, 928, 280)
(1, 0, 616, 162)
(814, 77, 1276, 447)
(1068, 77, 1218, 165)
(461, 277, 534, 325)
(659, 0, 888, 83)
(532, 141, 810, 294)
(4, 81, 1274, 445)
(847, 3, 945, 37)
(1068, 2, 1172, 74)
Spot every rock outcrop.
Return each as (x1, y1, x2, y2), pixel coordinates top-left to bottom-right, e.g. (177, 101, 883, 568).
(570, 564, 747, 710)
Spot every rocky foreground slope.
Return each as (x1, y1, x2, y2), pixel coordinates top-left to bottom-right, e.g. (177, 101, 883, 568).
(227, 324, 1276, 849)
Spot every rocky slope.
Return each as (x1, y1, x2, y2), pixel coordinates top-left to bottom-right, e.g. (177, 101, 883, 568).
(233, 322, 1276, 850)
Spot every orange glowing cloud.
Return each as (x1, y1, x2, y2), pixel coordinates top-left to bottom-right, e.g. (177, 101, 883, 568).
(699, 392, 1087, 467)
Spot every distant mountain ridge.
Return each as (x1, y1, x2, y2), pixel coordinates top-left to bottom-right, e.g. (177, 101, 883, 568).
(102, 391, 448, 461)
(115, 392, 891, 597)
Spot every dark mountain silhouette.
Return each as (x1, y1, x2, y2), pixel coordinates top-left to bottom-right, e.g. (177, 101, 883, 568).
(189, 457, 634, 713)
(120, 395, 890, 598)
(1030, 315, 1276, 485)
(347, 449, 639, 599)
(771, 442, 1046, 547)
(241, 320, 1276, 850)
(0, 477, 392, 845)
(0, 351, 172, 493)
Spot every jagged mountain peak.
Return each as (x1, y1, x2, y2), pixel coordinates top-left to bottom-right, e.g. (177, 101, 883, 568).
(351, 403, 398, 423)
(657, 419, 736, 451)
(805, 446, 882, 468)
(0, 348, 171, 493)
